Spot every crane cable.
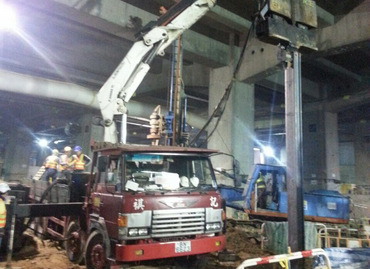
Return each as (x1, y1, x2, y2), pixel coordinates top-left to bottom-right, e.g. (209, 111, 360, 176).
(189, 18, 256, 147)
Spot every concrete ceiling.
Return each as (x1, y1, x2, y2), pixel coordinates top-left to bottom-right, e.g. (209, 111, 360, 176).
(0, 0, 369, 148)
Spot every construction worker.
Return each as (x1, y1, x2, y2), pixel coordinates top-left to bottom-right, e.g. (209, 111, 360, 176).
(0, 182, 10, 247)
(59, 146, 74, 180)
(256, 172, 267, 209)
(43, 149, 60, 183)
(70, 146, 91, 201)
(72, 145, 91, 172)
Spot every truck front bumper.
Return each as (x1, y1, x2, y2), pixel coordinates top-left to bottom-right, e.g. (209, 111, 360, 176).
(115, 235, 226, 262)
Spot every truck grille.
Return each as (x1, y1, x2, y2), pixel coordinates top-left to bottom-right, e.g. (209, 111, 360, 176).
(152, 208, 205, 238)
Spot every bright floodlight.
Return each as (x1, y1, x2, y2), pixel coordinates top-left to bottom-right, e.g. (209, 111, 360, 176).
(38, 139, 48, 148)
(0, 3, 17, 31)
(263, 146, 274, 157)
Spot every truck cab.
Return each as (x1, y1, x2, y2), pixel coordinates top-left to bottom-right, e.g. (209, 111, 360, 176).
(218, 164, 349, 224)
(83, 143, 226, 268)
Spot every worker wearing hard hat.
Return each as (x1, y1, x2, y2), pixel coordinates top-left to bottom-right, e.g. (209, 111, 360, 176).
(0, 182, 10, 247)
(43, 149, 60, 183)
(59, 146, 74, 180)
(70, 146, 91, 202)
(256, 172, 267, 208)
(72, 146, 91, 172)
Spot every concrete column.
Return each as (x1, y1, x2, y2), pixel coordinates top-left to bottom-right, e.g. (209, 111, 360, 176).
(354, 121, 370, 185)
(75, 113, 104, 158)
(208, 66, 232, 179)
(324, 112, 340, 183)
(339, 142, 355, 183)
(303, 109, 326, 188)
(208, 66, 255, 184)
(232, 82, 255, 178)
(303, 108, 341, 190)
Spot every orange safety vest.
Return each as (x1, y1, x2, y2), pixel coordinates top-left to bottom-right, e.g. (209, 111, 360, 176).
(0, 199, 6, 229)
(45, 156, 58, 169)
(74, 154, 85, 170)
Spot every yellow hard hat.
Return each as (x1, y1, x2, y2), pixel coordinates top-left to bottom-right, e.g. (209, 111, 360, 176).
(64, 146, 72, 152)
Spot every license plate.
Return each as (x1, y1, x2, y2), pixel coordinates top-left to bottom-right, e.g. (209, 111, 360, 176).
(174, 241, 191, 253)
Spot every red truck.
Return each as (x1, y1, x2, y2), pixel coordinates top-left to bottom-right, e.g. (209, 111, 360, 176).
(63, 143, 225, 268)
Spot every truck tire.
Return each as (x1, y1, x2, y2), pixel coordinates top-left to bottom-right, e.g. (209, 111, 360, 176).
(65, 221, 86, 265)
(85, 230, 109, 269)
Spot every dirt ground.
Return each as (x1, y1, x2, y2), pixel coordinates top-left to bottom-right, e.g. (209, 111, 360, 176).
(0, 223, 272, 269)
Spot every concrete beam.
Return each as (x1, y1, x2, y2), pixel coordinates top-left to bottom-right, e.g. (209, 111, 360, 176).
(18, 0, 229, 67)
(316, 0, 370, 55)
(18, 0, 135, 41)
(326, 90, 370, 113)
(236, 37, 282, 83)
(256, 71, 320, 99)
(156, 0, 251, 33)
(207, 5, 251, 33)
(0, 69, 207, 129)
(315, 58, 362, 82)
(316, 6, 335, 26)
(49, 0, 229, 66)
(255, 118, 285, 130)
(305, 90, 370, 113)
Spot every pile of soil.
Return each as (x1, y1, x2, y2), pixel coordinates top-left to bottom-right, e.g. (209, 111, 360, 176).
(0, 231, 82, 269)
(226, 225, 269, 258)
(0, 223, 272, 269)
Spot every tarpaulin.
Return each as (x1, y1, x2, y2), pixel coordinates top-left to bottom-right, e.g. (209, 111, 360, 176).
(313, 248, 370, 269)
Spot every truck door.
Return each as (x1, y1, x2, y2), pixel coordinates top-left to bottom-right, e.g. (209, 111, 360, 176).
(94, 155, 123, 239)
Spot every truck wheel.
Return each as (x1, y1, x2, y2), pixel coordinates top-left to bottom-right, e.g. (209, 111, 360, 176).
(85, 230, 109, 269)
(65, 221, 86, 264)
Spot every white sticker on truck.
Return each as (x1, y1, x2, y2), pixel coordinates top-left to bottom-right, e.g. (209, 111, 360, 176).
(327, 202, 337, 210)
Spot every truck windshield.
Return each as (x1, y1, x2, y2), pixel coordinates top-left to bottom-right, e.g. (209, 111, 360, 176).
(124, 153, 216, 192)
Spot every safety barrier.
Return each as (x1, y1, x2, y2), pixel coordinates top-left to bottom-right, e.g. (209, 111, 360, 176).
(236, 248, 331, 269)
(315, 223, 328, 248)
(317, 227, 370, 248)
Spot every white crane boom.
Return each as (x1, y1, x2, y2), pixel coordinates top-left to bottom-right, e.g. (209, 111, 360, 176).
(97, 0, 216, 143)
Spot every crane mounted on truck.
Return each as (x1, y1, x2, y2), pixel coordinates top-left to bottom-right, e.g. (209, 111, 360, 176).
(98, 0, 216, 144)
(5, 1, 227, 269)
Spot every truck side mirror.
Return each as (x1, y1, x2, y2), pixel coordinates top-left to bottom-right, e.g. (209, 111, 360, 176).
(97, 156, 108, 172)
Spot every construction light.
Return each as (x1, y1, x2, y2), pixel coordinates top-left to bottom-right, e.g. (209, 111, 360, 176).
(0, 2, 17, 31)
(262, 146, 274, 157)
(38, 139, 49, 148)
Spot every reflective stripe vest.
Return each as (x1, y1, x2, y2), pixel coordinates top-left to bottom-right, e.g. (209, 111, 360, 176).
(45, 156, 58, 169)
(256, 173, 266, 189)
(74, 154, 85, 170)
(0, 199, 6, 229)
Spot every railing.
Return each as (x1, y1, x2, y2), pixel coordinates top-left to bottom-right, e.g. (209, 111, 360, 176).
(317, 226, 370, 248)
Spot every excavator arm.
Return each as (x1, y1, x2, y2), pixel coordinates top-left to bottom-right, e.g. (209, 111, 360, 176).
(97, 0, 216, 143)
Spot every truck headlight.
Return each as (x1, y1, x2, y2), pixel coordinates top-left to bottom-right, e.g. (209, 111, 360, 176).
(128, 228, 148, 237)
(206, 222, 221, 231)
(118, 227, 127, 238)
